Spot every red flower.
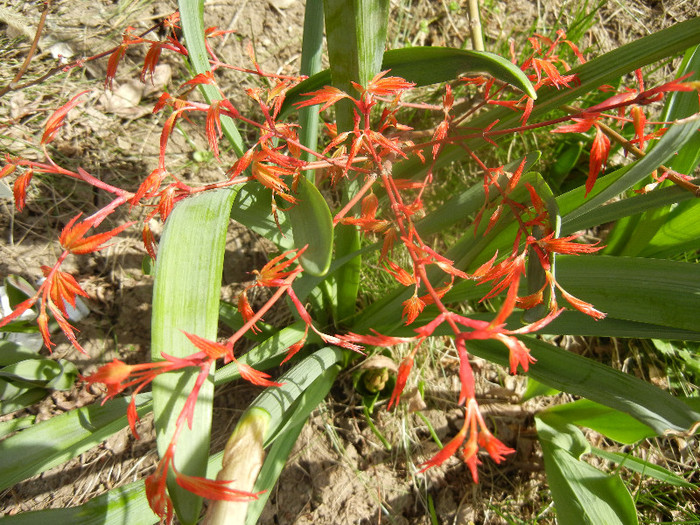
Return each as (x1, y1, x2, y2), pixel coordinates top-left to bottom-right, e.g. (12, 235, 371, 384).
(59, 213, 134, 255)
(174, 470, 261, 502)
(12, 169, 33, 211)
(142, 224, 157, 260)
(145, 446, 174, 524)
(362, 70, 415, 97)
(41, 266, 89, 317)
(418, 419, 468, 473)
(141, 41, 165, 84)
(384, 260, 415, 286)
(206, 100, 223, 159)
(181, 71, 217, 89)
(281, 331, 308, 364)
(235, 360, 282, 388)
(419, 398, 513, 482)
(105, 44, 128, 90)
(41, 91, 89, 145)
(254, 249, 304, 287)
(252, 160, 297, 203)
(183, 331, 232, 361)
(402, 294, 425, 326)
(528, 233, 602, 255)
(496, 333, 537, 374)
(388, 355, 414, 409)
(0, 161, 16, 179)
(478, 430, 515, 463)
(294, 85, 350, 112)
(237, 291, 261, 333)
(587, 124, 610, 195)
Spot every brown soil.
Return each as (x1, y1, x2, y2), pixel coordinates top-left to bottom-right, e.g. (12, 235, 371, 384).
(0, 0, 697, 524)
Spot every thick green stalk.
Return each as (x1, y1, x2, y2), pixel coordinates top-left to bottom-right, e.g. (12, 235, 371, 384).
(323, 0, 389, 324)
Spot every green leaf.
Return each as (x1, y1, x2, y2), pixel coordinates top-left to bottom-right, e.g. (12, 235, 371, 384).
(282, 46, 536, 116)
(0, 358, 76, 392)
(591, 447, 697, 489)
(522, 377, 559, 401)
(0, 394, 152, 491)
(0, 478, 158, 525)
(0, 341, 41, 365)
(0, 383, 46, 414)
(244, 361, 341, 524)
(0, 414, 34, 438)
(562, 119, 699, 233)
(322, 0, 389, 132)
(179, 0, 244, 156)
(288, 176, 334, 276)
(542, 399, 655, 444)
(230, 183, 293, 250)
(639, 199, 700, 258)
(658, 44, 700, 176)
(536, 414, 639, 525)
(392, 17, 700, 182)
(251, 346, 344, 446)
(298, 0, 325, 166)
(151, 189, 236, 524)
(465, 337, 699, 435)
(322, 0, 389, 321)
(332, 224, 362, 324)
(555, 255, 700, 332)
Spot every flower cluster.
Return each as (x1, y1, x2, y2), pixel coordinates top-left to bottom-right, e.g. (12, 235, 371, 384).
(2, 10, 698, 522)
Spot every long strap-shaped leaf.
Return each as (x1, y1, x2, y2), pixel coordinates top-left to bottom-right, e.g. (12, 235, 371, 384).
(323, 0, 389, 323)
(391, 17, 700, 181)
(467, 337, 699, 435)
(280, 46, 536, 117)
(179, 0, 244, 156)
(0, 394, 153, 492)
(151, 189, 237, 524)
(536, 414, 639, 525)
(0, 479, 157, 525)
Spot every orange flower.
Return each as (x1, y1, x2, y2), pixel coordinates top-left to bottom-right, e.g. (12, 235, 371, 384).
(529, 233, 603, 255)
(206, 100, 223, 160)
(183, 331, 232, 361)
(234, 359, 282, 388)
(105, 44, 128, 90)
(294, 85, 350, 112)
(401, 294, 425, 326)
(174, 470, 262, 502)
(384, 260, 415, 286)
(41, 266, 89, 317)
(418, 419, 468, 473)
(145, 446, 174, 524)
(59, 213, 134, 255)
(362, 70, 415, 97)
(252, 160, 297, 203)
(478, 429, 515, 463)
(388, 355, 414, 410)
(41, 91, 89, 145)
(237, 291, 261, 333)
(141, 41, 165, 84)
(587, 124, 610, 195)
(254, 249, 304, 287)
(12, 169, 33, 211)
